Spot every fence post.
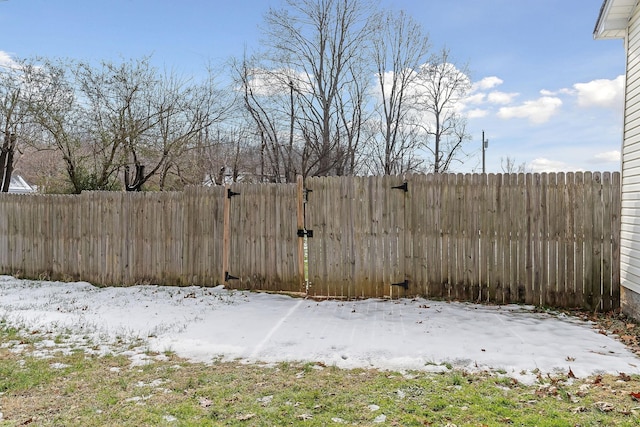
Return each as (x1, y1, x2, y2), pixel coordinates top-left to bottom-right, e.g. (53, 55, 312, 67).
(297, 175, 305, 290)
(222, 183, 231, 284)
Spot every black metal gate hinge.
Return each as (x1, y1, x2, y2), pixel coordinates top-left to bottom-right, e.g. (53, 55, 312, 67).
(392, 182, 408, 192)
(225, 271, 239, 281)
(227, 189, 240, 198)
(391, 279, 409, 290)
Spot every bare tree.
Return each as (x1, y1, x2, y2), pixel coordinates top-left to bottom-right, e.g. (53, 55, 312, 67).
(14, 3, 478, 191)
(31, 57, 230, 192)
(0, 59, 40, 192)
(369, 10, 430, 175)
(501, 156, 527, 173)
(74, 58, 157, 191)
(27, 59, 99, 193)
(126, 67, 230, 191)
(413, 48, 472, 173)
(232, 57, 296, 182)
(335, 60, 371, 175)
(158, 124, 260, 188)
(262, 0, 375, 177)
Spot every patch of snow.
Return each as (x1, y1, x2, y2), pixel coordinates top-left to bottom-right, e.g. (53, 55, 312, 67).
(136, 379, 165, 388)
(50, 362, 69, 369)
(373, 414, 387, 423)
(125, 395, 152, 404)
(257, 395, 273, 405)
(128, 353, 153, 367)
(0, 276, 639, 384)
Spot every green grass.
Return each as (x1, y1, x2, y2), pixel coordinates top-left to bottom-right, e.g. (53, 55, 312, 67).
(1, 324, 640, 426)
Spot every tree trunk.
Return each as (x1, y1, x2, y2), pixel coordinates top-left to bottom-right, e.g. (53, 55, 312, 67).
(2, 147, 15, 192)
(125, 164, 145, 192)
(0, 133, 16, 193)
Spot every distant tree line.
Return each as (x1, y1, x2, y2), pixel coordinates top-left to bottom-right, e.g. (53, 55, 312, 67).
(0, 0, 472, 193)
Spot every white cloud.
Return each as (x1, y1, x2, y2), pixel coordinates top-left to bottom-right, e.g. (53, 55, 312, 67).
(497, 96, 563, 124)
(592, 150, 621, 163)
(245, 67, 312, 97)
(466, 108, 489, 119)
(539, 88, 572, 97)
(529, 158, 583, 173)
(487, 91, 518, 105)
(573, 75, 624, 108)
(462, 78, 514, 113)
(465, 92, 485, 104)
(472, 76, 503, 91)
(0, 50, 17, 68)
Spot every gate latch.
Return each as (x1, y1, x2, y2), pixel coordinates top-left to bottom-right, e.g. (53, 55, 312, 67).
(297, 229, 314, 238)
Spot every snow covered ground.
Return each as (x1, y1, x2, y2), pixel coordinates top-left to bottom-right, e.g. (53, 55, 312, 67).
(0, 275, 638, 384)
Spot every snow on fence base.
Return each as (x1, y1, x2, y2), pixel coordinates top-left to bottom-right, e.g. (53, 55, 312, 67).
(0, 172, 620, 311)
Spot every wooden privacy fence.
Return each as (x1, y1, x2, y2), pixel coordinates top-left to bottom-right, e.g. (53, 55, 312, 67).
(305, 172, 620, 311)
(0, 183, 302, 290)
(0, 172, 621, 311)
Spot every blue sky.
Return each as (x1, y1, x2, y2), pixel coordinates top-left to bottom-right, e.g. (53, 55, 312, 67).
(0, 0, 625, 173)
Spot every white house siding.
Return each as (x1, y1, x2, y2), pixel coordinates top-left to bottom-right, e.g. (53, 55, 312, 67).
(621, 5, 640, 307)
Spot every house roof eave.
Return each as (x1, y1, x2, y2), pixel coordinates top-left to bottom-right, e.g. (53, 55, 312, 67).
(594, 0, 638, 40)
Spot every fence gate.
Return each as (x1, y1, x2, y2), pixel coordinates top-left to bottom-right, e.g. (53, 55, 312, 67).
(305, 176, 409, 298)
(223, 181, 304, 293)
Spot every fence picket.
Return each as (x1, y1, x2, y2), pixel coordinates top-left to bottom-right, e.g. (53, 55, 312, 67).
(555, 173, 567, 307)
(602, 172, 614, 311)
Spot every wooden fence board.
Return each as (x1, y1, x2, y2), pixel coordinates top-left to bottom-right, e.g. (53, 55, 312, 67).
(427, 174, 440, 296)
(515, 173, 527, 302)
(567, 172, 578, 306)
(555, 173, 567, 307)
(612, 171, 622, 308)
(602, 172, 614, 311)
(592, 172, 604, 310)
(541, 173, 550, 306)
(365, 177, 378, 295)
(454, 174, 465, 299)
(440, 175, 451, 298)
(413, 174, 428, 295)
(574, 172, 586, 307)
(583, 172, 596, 309)
(490, 172, 498, 301)
(343, 177, 354, 297)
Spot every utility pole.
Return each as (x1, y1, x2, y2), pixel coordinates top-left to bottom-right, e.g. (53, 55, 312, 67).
(482, 131, 488, 174)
